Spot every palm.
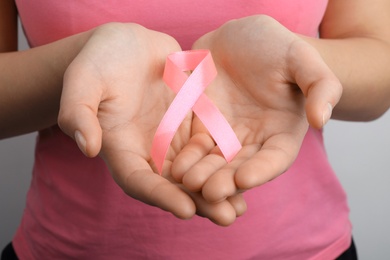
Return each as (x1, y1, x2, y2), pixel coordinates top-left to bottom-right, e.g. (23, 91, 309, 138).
(172, 15, 341, 203)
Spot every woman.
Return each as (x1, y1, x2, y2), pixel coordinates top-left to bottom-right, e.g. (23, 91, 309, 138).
(1, 0, 390, 259)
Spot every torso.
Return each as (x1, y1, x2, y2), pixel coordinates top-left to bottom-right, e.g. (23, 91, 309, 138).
(13, 1, 352, 259)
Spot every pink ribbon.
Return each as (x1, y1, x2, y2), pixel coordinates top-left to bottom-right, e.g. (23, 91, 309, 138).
(151, 50, 242, 174)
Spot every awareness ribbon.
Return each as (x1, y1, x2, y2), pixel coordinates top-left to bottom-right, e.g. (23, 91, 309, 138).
(151, 50, 242, 174)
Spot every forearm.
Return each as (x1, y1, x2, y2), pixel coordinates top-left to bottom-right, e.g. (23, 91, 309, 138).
(303, 36, 390, 121)
(0, 31, 92, 139)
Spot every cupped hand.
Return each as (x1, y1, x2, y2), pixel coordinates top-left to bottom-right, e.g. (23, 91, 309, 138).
(172, 15, 342, 203)
(58, 23, 245, 225)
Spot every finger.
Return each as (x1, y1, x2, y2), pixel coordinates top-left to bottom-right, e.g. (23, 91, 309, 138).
(290, 40, 342, 128)
(171, 132, 216, 182)
(305, 80, 341, 128)
(125, 169, 196, 220)
(234, 134, 302, 190)
(227, 193, 247, 217)
(187, 190, 237, 226)
(182, 149, 226, 192)
(58, 64, 103, 157)
(103, 149, 196, 220)
(202, 167, 236, 202)
(201, 145, 258, 202)
(168, 159, 241, 225)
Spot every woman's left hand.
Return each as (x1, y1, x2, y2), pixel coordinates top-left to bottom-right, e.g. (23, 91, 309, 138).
(171, 15, 342, 203)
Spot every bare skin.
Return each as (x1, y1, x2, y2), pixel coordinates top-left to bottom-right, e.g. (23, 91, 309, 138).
(58, 23, 247, 225)
(172, 0, 390, 204)
(171, 16, 342, 202)
(1, 0, 390, 226)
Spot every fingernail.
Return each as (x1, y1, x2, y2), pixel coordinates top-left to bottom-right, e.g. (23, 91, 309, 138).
(322, 103, 333, 126)
(75, 130, 87, 155)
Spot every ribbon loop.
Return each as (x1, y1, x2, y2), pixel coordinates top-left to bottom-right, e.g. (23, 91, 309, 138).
(151, 50, 242, 174)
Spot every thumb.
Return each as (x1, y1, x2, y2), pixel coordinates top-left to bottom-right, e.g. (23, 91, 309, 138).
(304, 78, 342, 129)
(291, 40, 342, 129)
(58, 65, 103, 157)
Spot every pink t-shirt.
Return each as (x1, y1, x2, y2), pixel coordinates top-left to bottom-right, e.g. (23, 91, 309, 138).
(14, 1, 352, 259)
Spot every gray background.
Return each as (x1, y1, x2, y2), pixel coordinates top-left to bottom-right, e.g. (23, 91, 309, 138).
(1, 23, 389, 259)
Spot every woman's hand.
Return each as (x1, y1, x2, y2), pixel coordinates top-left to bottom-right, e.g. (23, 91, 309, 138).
(58, 23, 245, 225)
(172, 15, 342, 203)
